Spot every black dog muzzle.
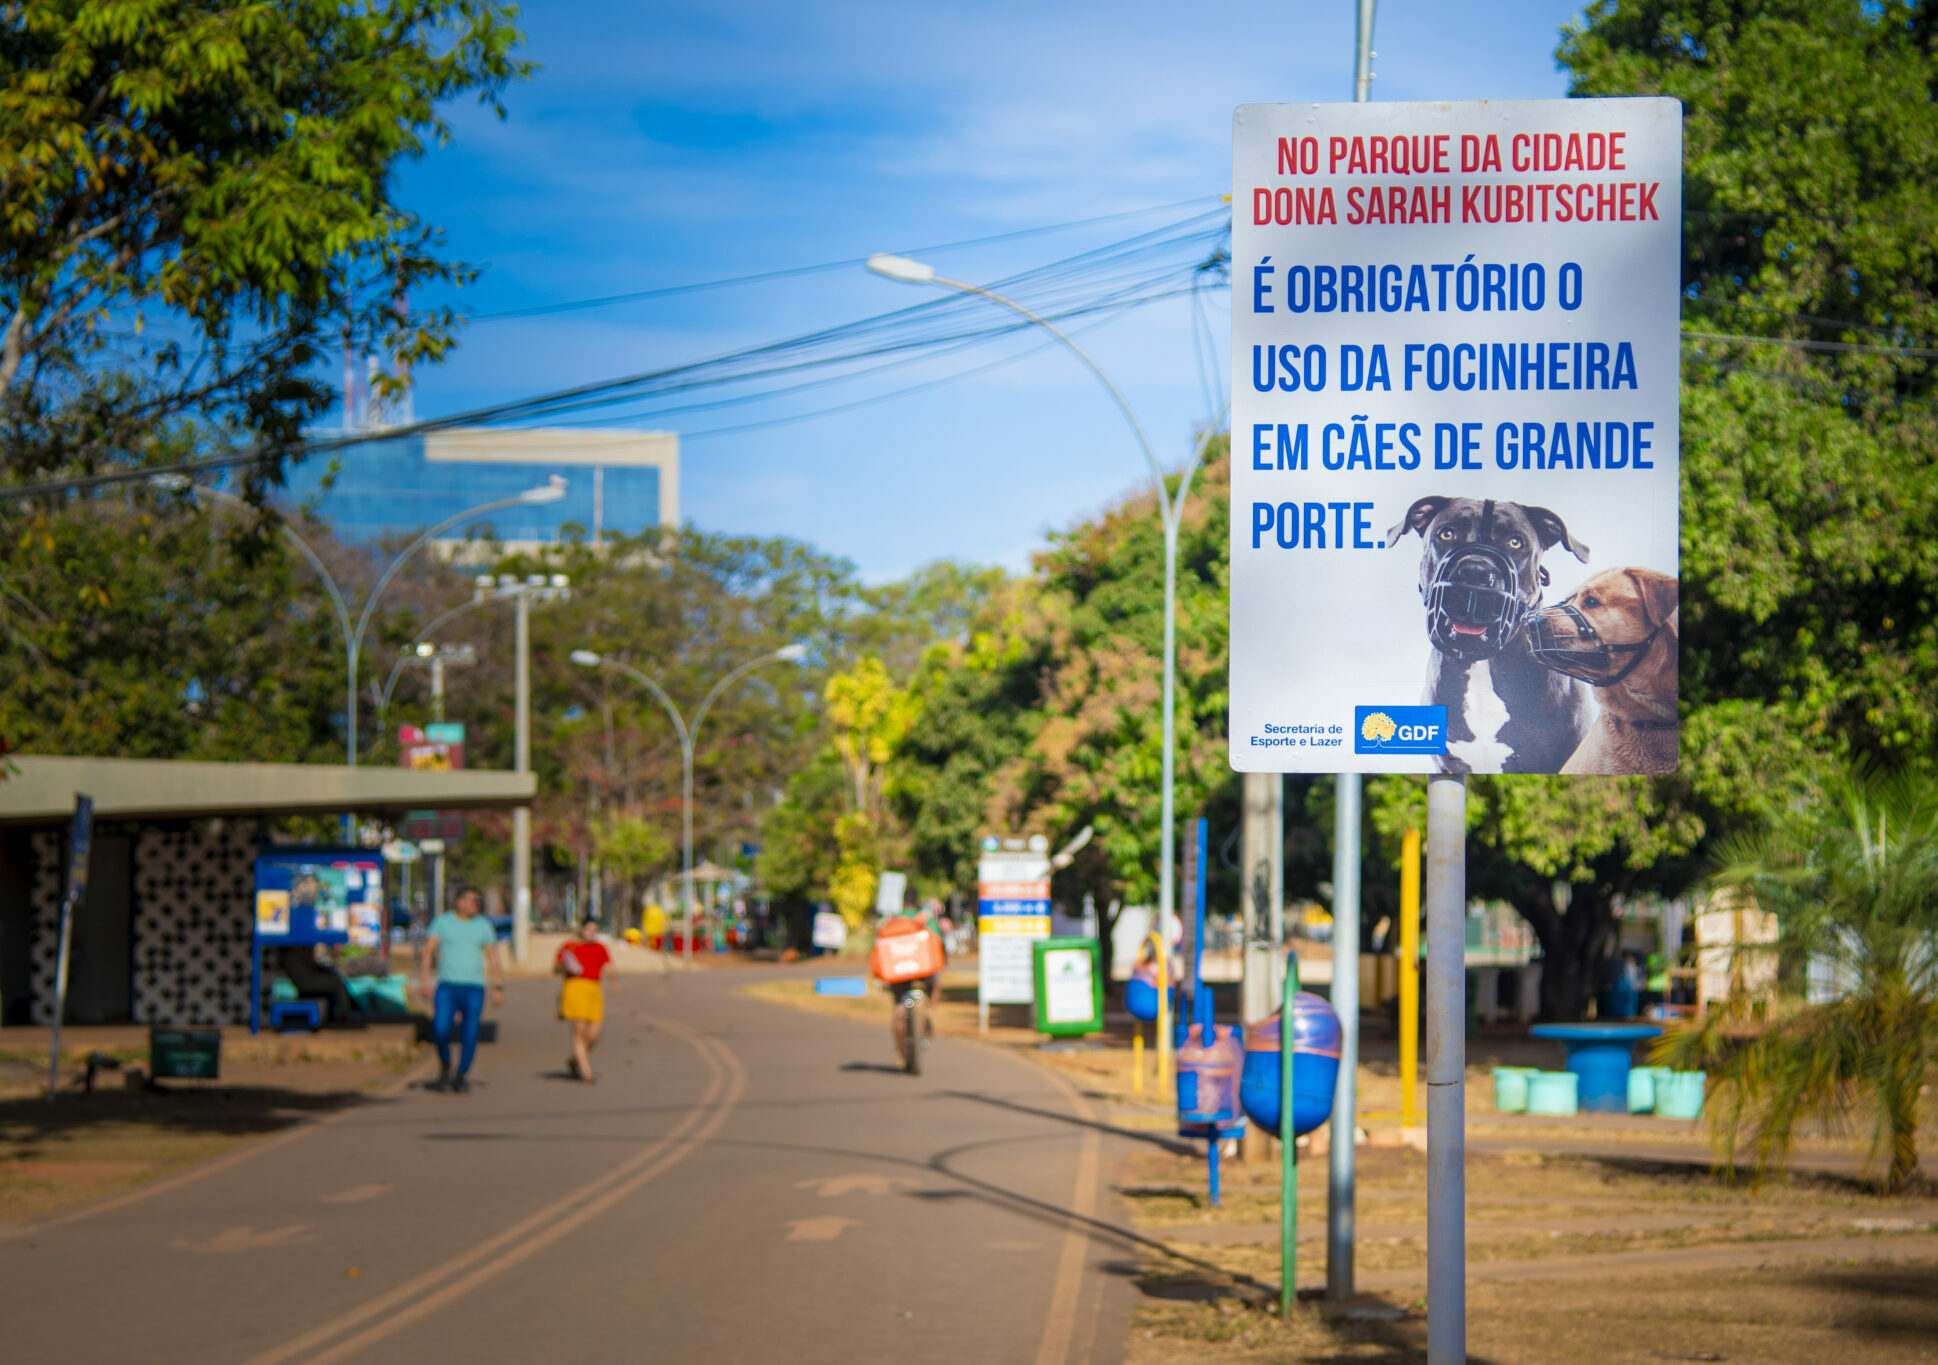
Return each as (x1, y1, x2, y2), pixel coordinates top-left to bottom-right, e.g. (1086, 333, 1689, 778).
(1426, 542, 1526, 657)
(1526, 602, 1659, 684)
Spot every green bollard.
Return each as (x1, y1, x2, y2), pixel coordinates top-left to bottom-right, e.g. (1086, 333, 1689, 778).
(1281, 950, 1300, 1319)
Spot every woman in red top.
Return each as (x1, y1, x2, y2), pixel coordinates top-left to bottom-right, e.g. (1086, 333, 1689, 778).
(555, 918, 614, 1082)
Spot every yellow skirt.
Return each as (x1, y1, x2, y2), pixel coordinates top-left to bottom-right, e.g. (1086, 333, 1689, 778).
(559, 977, 604, 1023)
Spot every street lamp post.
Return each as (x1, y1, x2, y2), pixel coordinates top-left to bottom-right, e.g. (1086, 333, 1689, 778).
(572, 645, 807, 964)
(474, 574, 571, 964)
(864, 252, 1220, 943)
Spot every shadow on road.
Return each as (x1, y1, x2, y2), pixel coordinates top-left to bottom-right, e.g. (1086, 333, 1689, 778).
(943, 1088, 1198, 1156)
(0, 1086, 367, 1161)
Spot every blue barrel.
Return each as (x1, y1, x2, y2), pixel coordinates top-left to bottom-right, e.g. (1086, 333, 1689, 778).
(1237, 992, 1341, 1137)
(1124, 963, 1175, 1023)
(1175, 1020, 1246, 1137)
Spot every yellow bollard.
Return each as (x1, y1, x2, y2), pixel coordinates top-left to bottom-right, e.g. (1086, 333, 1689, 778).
(1400, 825, 1421, 1128)
(1130, 929, 1172, 1098)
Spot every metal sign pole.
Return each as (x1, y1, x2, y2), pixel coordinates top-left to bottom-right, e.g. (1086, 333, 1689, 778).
(46, 793, 93, 1102)
(1325, 0, 1378, 1300)
(1327, 773, 1360, 1299)
(1425, 773, 1467, 1362)
(1280, 947, 1301, 1318)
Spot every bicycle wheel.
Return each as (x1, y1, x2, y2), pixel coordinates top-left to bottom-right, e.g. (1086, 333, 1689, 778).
(902, 994, 922, 1075)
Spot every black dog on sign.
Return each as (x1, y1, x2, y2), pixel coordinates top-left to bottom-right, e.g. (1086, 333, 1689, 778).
(1386, 495, 1592, 773)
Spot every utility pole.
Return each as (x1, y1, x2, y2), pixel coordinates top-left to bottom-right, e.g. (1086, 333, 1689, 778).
(512, 586, 532, 966)
(471, 573, 570, 965)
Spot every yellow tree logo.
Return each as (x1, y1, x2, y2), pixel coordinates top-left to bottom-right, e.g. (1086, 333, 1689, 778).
(1360, 711, 1397, 745)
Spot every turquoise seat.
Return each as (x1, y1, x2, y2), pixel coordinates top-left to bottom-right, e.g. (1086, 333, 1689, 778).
(1628, 1065, 1671, 1113)
(1492, 1066, 1538, 1113)
(1655, 1070, 1706, 1119)
(1526, 1070, 1579, 1115)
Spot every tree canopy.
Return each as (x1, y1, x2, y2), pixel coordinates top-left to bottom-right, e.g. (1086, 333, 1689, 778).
(0, 0, 529, 487)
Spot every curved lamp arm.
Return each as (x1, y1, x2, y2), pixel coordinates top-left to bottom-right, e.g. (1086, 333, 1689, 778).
(588, 658, 691, 755)
(374, 594, 504, 739)
(352, 485, 559, 662)
(927, 274, 1165, 506)
(690, 647, 806, 747)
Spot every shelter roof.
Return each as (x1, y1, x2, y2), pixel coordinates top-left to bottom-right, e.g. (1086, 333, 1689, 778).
(0, 756, 536, 826)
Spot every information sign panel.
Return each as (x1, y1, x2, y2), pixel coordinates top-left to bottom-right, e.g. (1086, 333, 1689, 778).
(1032, 938, 1104, 1036)
(1230, 99, 1682, 775)
(978, 841, 1050, 1005)
(400, 722, 467, 842)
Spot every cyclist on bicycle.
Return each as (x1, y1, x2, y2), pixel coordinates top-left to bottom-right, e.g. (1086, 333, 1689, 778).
(870, 910, 946, 1059)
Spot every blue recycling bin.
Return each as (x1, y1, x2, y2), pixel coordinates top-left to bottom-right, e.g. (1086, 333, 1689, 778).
(1175, 1019, 1247, 1139)
(1125, 969, 1176, 1023)
(1238, 991, 1342, 1137)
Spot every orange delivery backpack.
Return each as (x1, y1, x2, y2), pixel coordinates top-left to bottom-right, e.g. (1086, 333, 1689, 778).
(870, 915, 944, 984)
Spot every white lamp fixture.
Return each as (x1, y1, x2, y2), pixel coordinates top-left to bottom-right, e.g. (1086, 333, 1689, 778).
(520, 474, 568, 504)
(865, 253, 937, 285)
(570, 649, 603, 667)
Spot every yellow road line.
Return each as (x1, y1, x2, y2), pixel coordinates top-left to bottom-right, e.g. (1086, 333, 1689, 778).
(248, 1017, 744, 1365)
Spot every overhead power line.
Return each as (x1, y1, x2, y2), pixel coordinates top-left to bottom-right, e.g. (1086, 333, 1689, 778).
(468, 194, 1228, 321)
(0, 204, 1232, 502)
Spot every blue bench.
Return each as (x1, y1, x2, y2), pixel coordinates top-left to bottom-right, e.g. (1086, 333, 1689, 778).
(269, 1000, 323, 1033)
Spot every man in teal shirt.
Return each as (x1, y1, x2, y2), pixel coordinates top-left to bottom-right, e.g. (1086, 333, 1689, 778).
(419, 885, 505, 1092)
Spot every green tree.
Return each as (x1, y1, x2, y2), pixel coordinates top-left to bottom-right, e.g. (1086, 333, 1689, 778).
(0, 0, 529, 484)
(822, 656, 912, 924)
(758, 751, 847, 905)
(884, 437, 1240, 943)
(0, 493, 345, 760)
(1562, 1, 1938, 772)
(590, 810, 673, 923)
(1660, 764, 1938, 1193)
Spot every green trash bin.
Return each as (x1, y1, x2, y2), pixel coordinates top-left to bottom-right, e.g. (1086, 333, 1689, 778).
(1492, 1066, 1539, 1113)
(1654, 1070, 1706, 1120)
(1526, 1070, 1579, 1116)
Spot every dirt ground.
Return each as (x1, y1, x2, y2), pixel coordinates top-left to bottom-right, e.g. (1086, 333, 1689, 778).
(0, 1042, 418, 1226)
(748, 969, 1938, 1364)
(1117, 1141, 1938, 1364)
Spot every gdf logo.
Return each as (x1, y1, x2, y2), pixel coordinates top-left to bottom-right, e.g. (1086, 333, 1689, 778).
(1353, 705, 1449, 756)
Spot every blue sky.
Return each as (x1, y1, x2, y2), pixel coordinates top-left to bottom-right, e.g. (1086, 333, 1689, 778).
(398, 0, 1590, 581)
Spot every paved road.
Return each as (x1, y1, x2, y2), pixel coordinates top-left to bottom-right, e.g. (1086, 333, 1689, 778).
(0, 967, 1141, 1364)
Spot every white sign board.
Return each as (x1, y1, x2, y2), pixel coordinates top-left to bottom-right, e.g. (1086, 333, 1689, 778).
(1230, 99, 1682, 776)
(1041, 945, 1097, 1026)
(978, 849, 1050, 1005)
(874, 870, 908, 915)
(811, 910, 848, 951)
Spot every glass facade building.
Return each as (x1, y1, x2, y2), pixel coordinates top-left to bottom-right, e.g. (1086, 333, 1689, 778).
(281, 427, 678, 544)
